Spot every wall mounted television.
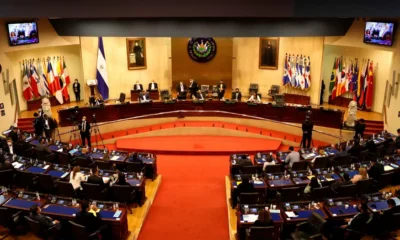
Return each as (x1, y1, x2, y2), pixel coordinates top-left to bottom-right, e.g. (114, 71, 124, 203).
(6, 21, 39, 46)
(364, 21, 395, 46)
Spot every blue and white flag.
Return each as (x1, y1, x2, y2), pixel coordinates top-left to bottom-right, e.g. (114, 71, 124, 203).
(96, 37, 109, 100)
(304, 57, 311, 90)
(283, 54, 291, 86)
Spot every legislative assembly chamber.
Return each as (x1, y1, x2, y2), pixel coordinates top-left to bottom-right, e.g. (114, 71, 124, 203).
(1, 2, 400, 240)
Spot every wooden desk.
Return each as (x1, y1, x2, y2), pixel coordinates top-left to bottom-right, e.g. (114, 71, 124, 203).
(323, 197, 359, 219)
(236, 204, 282, 240)
(284, 93, 311, 105)
(230, 175, 266, 207)
(130, 90, 140, 101)
(27, 96, 70, 111)
(131, 90, 159, 101)
(265, 174, 296, 190)
(281, 201, 327, 224)
(58, 101, 344, 129)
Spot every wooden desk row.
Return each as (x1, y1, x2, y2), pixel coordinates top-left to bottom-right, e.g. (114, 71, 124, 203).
(0, 191, 129, 239)
(57, 101, 344, 128)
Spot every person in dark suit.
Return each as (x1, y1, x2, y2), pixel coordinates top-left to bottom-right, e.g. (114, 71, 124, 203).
(29, 204, 61, 230)
(87, 167, 108, 189)
(395, 128, 400, 149)
(337, 203, 370, 238)
(78, 116, 91, 147)
(139, 90, 151, 103)
(320, 80, 325, 105)
(381, 199, 400, 231)
(75, 200, 102, 234)
(195, 90, 205, 100)
(231, 88, 242, 102)
(36, 138, 52, 154)
(237, 177, 255, 196)
(3, 138, 15, 155)
(43, 114, 57, 140)
(348, 139, 362, 158)
(9, 128, 19, 143)
(302, 117, 314, 148)
(368, 158, 384, 181)
(217, 80, 226, 100)
(33, 112, 44, 137)
(73, 79, 81, 102)
(0, 154, 14, 170)
(116, 172, 129, 185)
(354, 119, 366, 139)
(188, 79, 198, 98)
(331, 172, 352, 190)
(253, 209, 274, 227)
(365, 138, 376, 154)
(148, 80, 158, 91)
(237, 156, 253, 167)
(133, 81, 143, 91)
(176, 81, 187, 100)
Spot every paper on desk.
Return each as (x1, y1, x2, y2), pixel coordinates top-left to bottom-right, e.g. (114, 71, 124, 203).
(253, 180, 263, 184)
(325, 177, 334, 181)
(43, 165, 50, 169)
(242, 214, 258, 222)
(111, 156, 120, 161)
(285, 211, 298, 218)
(12, 162, 23, 168)
(61, 172, 69, 178)
(113, 210, 122, 218)
(384, 165, 394, 171)
(57, 148, 63, 152)
(270, 209, 280, 213)
(102, 177, 110, 183)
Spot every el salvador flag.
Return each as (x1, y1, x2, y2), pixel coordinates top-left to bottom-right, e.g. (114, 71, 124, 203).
(96, 37, 109, 100)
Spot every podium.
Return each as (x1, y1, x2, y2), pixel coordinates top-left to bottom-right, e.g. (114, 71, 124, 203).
(131, 90, 160, 101)
(86, 79, 98, 97)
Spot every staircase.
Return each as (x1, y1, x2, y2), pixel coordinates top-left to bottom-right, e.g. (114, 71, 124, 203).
(364, 120, 384, 136)
(17, 118, 35, 133)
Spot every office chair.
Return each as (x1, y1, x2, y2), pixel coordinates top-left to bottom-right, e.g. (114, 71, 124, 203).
(160, 89, 171, 100)
(249, 83, 259, 95)
(81, 183, 109, 201)
(0, 207, 22, 238)
(355, 179, 374, 195)
(240, 166, 260, 175)
(246, 226, 275, 240)
(68, 221, 102, 240)
(312, 156, 331, 169)
(0, 169, 14, 189)
(291, 161, 308, 171)
(110, 185, 136, 212)
(37, 174, 56, 194)
(55, 181, 76, 198)
(291, 212, 327, 240)
(25, 216, 58, 240)
(239, 193, 263, 205)
(334, 184, 357, 198)
(310, 186, 331, 201)
(268, 85, 280, 99)
(377, 172, 394, 189)
(332, 155, 351, 166)
(119, 92, 126, 103)
(264, 164, 283, 173)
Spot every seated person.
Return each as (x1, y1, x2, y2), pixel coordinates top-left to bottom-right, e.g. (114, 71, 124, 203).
(354, 119, 366, 139)
(75, 200, 102, 234)
(237, 156, 253, 167)
(87, 167, 109, 189)
(351, 167, 369, 184)
(231, 88, 242, 102)
(396, 128, 400, 149)
(331, 172, 352, 190)
(0, 154, 14, 170)
(176, 81, 187, 100)
(127, 153, 144, 164)
(348, 139, 362, 158)
(311, 148, 327, 163)
(2, 138, 15, 154)
(381, 199, 400, 231)
(89, 94, 103, 107)
(36, 137, 52, 154)
(285, 146, 300, 169)
(304, 176, 321, 194)
(139, 90, 151, 103)
(133, 80, 143, 91)
(29, 204, 61, 230)
(340, 203, 370, 233)
(115, 172, 129, 185)
(367, 158, 384, 181)
(148, 80, 158, 91)
(70, 166, 86, 191)
(253, 209, 274, 227)
(365, 137, 377, 156)
(337, 144, 349, 156)
(9, 127, 19, 143)
(262, 155, 276, 171)
(194, 90, 205, 100)
(248, 92, 261, 103)
(237, 177, 255, 196)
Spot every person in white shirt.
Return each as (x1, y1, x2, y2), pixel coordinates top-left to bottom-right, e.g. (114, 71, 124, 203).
(140, 90, 151, 103)
(248, 92, 261, 103)
(263, 155, 276, 171)
(311, 149, 327, 164)
(195, 90, 205, 100)
(176, 81, 187, 100)
(3, 138, 14, 155)
(148, 80, 158, 91)
(69, 166, 86, 190)
(133, 81, 143, 91)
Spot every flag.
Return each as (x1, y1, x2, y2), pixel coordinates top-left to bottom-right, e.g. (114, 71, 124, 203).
(365, 61, 374, 110)
(37, 60, 50, 96)
(290, 55, 297, 87)
(62, 58, 71, 85)
(31, 63, 45, 97)
(29, 62, 40, 98)
(295, 55, 301, 88)
(358, 59, 369, 107)
(22, 63, 32, 101)
(96, 37, 109, 100)
(299, 56, 305, 90)
(47, 60, 61, 95)
(304, 56, 311, 90)
(283, 54, 291, 86)
(335, 58, 343, 96)
(329, 58, 337, 100)
(60, 58, 69, 100)
(349, 60, 358, 100)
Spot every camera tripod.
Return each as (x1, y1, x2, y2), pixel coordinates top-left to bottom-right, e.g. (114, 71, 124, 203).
(69, 121, 81, 145)
(91, 115, 105, 148)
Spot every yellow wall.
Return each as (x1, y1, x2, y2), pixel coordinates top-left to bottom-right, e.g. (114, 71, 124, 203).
(232, 37, 324, 104)
(321, 45, 393, 113)
(80, 37, 172, 100)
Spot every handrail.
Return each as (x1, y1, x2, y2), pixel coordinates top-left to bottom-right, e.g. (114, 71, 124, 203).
(58, 110, 342, 140)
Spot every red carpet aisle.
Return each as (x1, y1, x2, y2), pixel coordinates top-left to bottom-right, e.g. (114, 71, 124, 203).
(138, 155, 230, 240)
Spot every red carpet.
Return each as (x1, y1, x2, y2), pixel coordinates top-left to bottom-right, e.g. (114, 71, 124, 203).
(138, 155, 229, 240)
(116, 135, 281, 154)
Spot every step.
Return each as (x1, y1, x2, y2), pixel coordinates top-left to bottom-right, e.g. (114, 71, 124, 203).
(365, 127, 384, 131)
(18, 118, 35, 122)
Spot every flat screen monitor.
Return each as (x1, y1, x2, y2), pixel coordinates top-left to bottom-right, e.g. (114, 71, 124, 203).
(6, 21, 39, 46)
(364, 21, 395, 46)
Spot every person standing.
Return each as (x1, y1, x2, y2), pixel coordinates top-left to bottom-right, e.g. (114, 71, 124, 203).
(33, 112, 44, 137)
(320, 80, 325, 105)
(176, 81, 187, 100)
(79, 116, 91, 147)
(354, 119, 366, 139)
(73, 79, 81, 102)
(302, 117, 314, 148)
(188, 79, 198, 99)
(218, 80, 226, 100)
(43, 114, 57, 140)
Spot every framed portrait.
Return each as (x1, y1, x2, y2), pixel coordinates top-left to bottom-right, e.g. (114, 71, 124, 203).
(126, 38, 147, 70)
(259, 37, 280, 70)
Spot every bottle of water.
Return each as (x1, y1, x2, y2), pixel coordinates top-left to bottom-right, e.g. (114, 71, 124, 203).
(68, 164, 71, 170)
(115, 202, 119, 209)
(36, 192, 40, 200)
